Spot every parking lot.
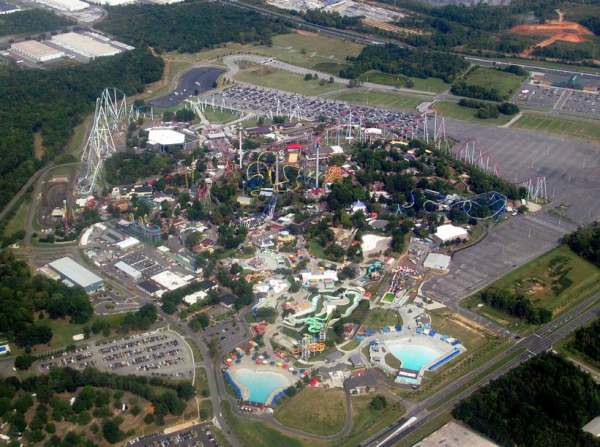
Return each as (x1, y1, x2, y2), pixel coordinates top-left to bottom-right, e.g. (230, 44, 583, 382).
(516, 85, 563, 109)
(206, 84, 418, 124)
(38, 331, 194, 378)
(149, 67, 226, 108)
(127, 424, 219, 447)
(202, 316, 246, 350)
(561, 90, 600, 116)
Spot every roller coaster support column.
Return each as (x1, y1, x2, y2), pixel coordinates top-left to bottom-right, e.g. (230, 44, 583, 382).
(315, 140, 320, 189)
(238, 124, 243, 169)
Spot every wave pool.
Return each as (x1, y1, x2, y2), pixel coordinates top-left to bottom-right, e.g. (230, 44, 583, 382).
(387, 342, 446, 371)
(233, 369, 292, 403)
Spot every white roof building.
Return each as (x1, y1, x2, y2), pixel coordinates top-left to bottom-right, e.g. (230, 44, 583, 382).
(434, 224, 469, 243)
(35, 0, 88, 11)
(86, 0, 136, 4)
(115, 261, 142, 280)
(11, 41, 64, 62)
(52, 33, 121, 58)
(116, 237, 140, 250)
(151, 271, 190, 291)
(423, 253, 451, 271)
(148, 129, 186, 146)
(183, 290, 207, 305)
(301, 271, 338, 282)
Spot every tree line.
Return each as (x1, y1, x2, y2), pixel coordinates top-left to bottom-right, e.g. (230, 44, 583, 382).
(573, 317, 600, 362)
(340, 43, 468, 83)
(563, 223, 600, 267)
(0, 250, 94, 347)
(96, 1, 289, 53)
(0, 9, 74, 37)
(0, 47, 164, 214)
(477, 287, 552, 324)
(453, 352, 600, 447)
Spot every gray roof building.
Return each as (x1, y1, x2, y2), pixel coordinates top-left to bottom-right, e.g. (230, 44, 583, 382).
(48, 257, 103, 293)
(583, 417, 600, 437)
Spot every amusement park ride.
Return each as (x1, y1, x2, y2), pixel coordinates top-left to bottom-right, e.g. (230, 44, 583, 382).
(78, 88, 153, 196)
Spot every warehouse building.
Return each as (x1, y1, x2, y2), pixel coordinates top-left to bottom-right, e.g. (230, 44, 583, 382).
(11, 41, 64, 62)
(48, 257, 104, 292)
(433, 224, 469, 244)
(423, 253, 451, 271)
(52, 33, 121, 59)
(86, 0, 136, 5)
(34, 0, 89, 11)
(115, 261, 142, 280)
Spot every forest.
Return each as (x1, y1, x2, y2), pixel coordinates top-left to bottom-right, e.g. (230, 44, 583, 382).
(563, 223, 600, 266)
(451, 80, 504, 102)
(0, 47, 164, 214)
(573, 317, 600, 362)
(0, 367, 193, 444)
(453, 353, 600, 447)
(0, 9, 74, 37)
(0, 250, 94, 347)
(340, 43, 468, 82)
(477, 287, 552, 324)
(96, 1, 290, 53)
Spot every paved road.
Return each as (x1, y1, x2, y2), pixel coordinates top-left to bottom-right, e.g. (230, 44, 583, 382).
(149, 67, 226, 108)
(222, 54, 435, 97)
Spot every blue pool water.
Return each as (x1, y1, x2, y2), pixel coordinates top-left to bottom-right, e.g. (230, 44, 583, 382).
(233, 369, 291, 403)
(387, 343, 444, 371)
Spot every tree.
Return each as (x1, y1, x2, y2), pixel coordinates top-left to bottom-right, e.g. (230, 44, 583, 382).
(370, 395, 387, 410)
(143, 413, 154, 424)
(102, 419, 125, 444)
(14, 354, 35, 370)
(304, 73, 313, 81)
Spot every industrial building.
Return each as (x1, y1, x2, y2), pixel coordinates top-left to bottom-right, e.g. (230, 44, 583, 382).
(52, 33, 121, 59)
(0, 2, 20, 14)
(86, 0, 136, 4)
(11, 41, 64, 62)
(423, 253, 451, 271)
(115, 261, 142, 280)
(433, 225, 469, 244)
(34, 0, 89, 11)
(147, 128, 186, 152)
(48, 257, 104, 292)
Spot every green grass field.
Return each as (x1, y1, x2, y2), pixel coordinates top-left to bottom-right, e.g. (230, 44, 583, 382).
(234, 65, 345, 96)
(364, 308, 402, 329)
(381, 292, 395, 303)
(4, 198, 30, 237)
(204, 108, 239, 124)
(461, 245, 600, 332)
(462, 67, 526, 100)
(384, 352, 402, 370)
(308, 240, 327, 259)
(274, 388, 347, 436)
(251, 33, 363, 74)
(340, 339, 360, 352)
(330, 90, 421, 111)
(357, 70, 450, 93)
(513, 114, 600, 143)
(434, 101, 512, 126)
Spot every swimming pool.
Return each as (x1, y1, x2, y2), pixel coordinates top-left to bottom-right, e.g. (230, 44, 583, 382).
(233, 369, 292, 403)
(387, 342, 445, 371)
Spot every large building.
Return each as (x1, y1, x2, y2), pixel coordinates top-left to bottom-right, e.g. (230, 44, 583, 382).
(52, 33, 121, 59)
(147, 128, 186, 152)
(11, 41, 64, 62)
(423, 253, 451, 271)
(34, 0, 89, 11)
(48, 257, 104, 292)
(433, 224, 469, 244)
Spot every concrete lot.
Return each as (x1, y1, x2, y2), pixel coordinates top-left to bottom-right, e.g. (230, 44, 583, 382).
(444, 119, 600, 224)
(128, 424, 216, 447)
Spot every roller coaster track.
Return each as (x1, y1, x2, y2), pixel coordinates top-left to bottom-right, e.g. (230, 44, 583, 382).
(78, 87, 153, 196)
(449, 138, 548, 201)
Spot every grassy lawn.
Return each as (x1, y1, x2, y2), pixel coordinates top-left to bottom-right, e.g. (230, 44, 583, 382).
(512, 114, 600, 143)
(357, 70, 450, 93)
(340, 339, 360, 352)
(234, 65, 345, 96)
(199, 399, 213, 420)
(186, 338, 204, 362)
(251, 33, 363, 74)
(434, 101, 512, 125)
(4, 197, 30, 237)
(330, 89, 421, 111)
(308, 240, 327, 260)
(461, 245, 600, 333)
(385, 352, 402, 370)
(462, 67, 526, 100)
(364, 308, 402, 329)
(195, 368, 210, 398)
(274, 388, 347, 436)
(204, 108, 239, 124)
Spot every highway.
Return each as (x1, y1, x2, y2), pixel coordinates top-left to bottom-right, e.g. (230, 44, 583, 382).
(362, 291, 600, 446)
